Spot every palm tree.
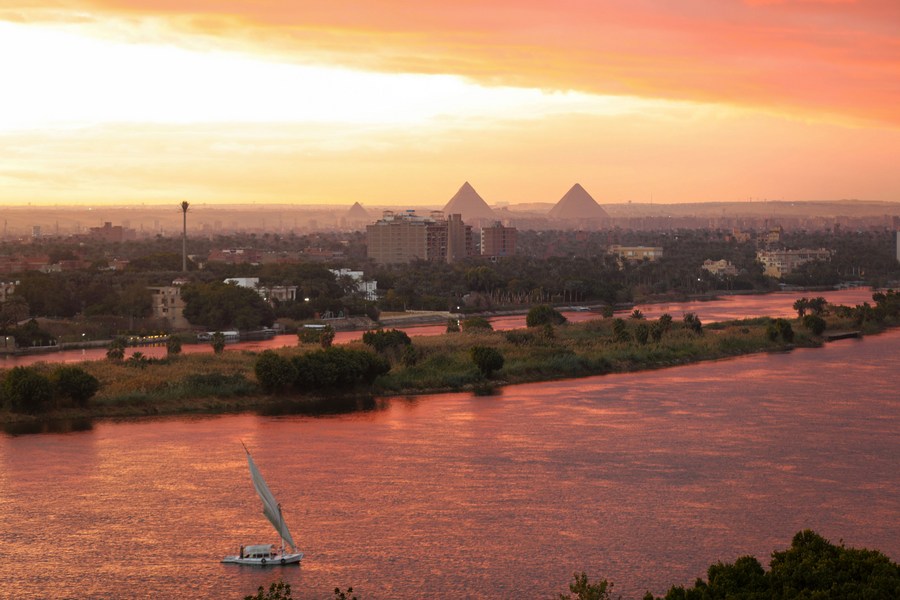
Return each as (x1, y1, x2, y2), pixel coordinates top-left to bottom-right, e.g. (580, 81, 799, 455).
(180, 201, 189, 272)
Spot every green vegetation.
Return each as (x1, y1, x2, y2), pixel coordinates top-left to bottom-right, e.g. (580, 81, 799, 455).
(298, 324, 336, 347)
(526, 304, 567, 327)
(643, 530, 900, 599)
(3, 291, 900, 424)
(470, 345, 504, 378)
(182, 280, 275, 330)
(1, 365, 99, 414)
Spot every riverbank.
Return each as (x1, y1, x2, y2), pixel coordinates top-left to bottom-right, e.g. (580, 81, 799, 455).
(3, 295, 897, 427)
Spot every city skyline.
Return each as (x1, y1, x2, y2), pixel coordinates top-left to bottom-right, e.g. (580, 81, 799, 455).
(1, 1, 899, 206)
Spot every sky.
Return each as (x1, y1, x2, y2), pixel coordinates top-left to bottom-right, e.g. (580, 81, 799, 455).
(1, 0, 899, 207)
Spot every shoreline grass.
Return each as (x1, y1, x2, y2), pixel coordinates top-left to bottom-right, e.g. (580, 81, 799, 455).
(2, 309, 897, 428)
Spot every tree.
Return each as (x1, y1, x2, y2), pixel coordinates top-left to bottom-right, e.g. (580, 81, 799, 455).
(244, 580, 292, 600)
(634, 323, 650, 345)
(182, 281, 275, 331)
(166, 335, 182, 356)
(361, 329, 411, 353)
(181, 200, 189, 273)
(0, 296, 29, 328)
(2, 366, 54, 413)
(612, 318, 630, 343)
(106, 337, 126, 361)
(559, 572, 615, 600)
(683, 312, 703, 335)
(471, 346, 504, 378)
(54, 366, 100, 407)
(526, 304, 567, 327)
(211, 331, 226, 354)
(255, 350, 297, 393)
(802, 314, 827, 335)
(298, 325, 335, 348)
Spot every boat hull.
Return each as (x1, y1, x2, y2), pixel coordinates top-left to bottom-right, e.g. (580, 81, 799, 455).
(222, 552, 303, 566)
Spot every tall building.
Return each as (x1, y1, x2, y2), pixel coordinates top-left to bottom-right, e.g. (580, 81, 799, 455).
(481, 221, 517, 257)
(367, 210, 473, 265)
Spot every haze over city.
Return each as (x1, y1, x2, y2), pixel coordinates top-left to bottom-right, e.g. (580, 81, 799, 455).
(2, 1, 899, 207)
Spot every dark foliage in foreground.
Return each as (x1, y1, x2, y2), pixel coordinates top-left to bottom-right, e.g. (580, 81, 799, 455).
(643, 530, 899, 600)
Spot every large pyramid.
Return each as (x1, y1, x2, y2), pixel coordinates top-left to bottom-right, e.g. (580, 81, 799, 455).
(548, 183, 609, 220)
(345, 202, 370, 221)
(442, 182, 497, 222)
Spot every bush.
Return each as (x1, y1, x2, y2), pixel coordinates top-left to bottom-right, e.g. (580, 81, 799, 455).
(446, 318, 460, 333)
(471, 346, 504, 378)
(461, 316, 493, 332)
(298, 325, 335, 347)
(255, 350, 298, 394)
(166, 336, 182, 356)
(54, 366, 100, 407)
(526, 305, 567, 327)
(802, 314, 827, 335)
(3, 366, 54, 413)
(683, 312, 703, 334)
(293, 347, 390, 390)
(362, 329, 411, 353)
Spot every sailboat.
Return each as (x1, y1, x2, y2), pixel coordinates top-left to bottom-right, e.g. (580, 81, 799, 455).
(222, 444, 304, 566)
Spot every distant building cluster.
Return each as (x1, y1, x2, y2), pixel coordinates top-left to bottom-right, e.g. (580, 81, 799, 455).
(366, 210, 475, 265)
(89, 222, 137, 243)
(756, 248, 832, 278)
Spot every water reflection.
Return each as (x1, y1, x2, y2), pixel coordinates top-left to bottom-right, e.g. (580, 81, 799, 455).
(3, 417, 94, 436)
(1, 329, 897, 599)
(257, 395, 386, 417)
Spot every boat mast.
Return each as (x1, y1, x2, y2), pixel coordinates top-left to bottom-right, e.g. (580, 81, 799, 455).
(278, 503, 286, 555)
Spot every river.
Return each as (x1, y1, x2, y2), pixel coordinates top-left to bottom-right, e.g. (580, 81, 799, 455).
(0, 288, 876, 367)
(0, 303, 897, 598)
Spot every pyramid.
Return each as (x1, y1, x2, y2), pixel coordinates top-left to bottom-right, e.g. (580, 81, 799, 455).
(346, 202, 370, 221)
(548, 183, 609, 220)
(442, 182, 497, 222)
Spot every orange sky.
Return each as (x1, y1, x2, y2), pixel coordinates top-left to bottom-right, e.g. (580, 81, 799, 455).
(1, 0, 898, 206)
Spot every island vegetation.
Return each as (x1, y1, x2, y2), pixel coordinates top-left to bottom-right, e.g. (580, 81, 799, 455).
(2, 291, 898, 424)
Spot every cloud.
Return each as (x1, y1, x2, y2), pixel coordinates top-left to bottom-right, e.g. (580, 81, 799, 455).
(10, 0, 886, 126)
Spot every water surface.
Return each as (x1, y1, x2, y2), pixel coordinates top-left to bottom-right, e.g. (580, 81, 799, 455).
(1, 327, 897, 599)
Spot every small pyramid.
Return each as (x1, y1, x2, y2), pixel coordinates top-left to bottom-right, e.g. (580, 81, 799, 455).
(442, 182, 497, 222)
(548, 183, 609, 220)
(346, 202, 370, 221)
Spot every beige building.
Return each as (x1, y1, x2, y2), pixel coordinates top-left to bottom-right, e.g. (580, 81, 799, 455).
(702, 259, 739, 277)
(149, 284, 190, 329)
(756, 248, 832, 278)
(367, 211, 474, 265)
(481, 222, 517, 257)
(609, 245, 664, 263)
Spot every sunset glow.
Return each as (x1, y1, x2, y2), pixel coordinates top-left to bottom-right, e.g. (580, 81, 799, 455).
(1, 1, 898, 205)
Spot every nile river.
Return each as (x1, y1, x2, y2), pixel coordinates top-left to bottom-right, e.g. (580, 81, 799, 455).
(1, 290, 898, 599)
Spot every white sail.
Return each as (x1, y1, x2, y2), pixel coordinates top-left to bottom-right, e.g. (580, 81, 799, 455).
(246, 450, 296, 551)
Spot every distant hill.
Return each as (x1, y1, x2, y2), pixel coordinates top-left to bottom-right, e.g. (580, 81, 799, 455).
(442, 182, 497, 222)
(548, 183, 609, 220)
